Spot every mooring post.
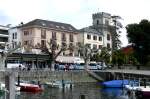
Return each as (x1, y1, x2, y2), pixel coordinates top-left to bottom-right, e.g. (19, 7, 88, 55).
(5, 71, 16, 99)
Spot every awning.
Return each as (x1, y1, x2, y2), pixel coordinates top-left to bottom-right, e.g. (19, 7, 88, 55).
(56, 56, 84, 63)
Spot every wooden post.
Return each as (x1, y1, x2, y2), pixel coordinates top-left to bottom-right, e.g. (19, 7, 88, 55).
(5, 72, 16, 99)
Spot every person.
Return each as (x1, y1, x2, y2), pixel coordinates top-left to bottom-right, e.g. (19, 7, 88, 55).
(65, 64, 68, 71)
(54, 63, 59, 70)
(19, 65, 21, 70)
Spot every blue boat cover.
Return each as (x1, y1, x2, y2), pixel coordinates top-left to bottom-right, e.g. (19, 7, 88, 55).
(102, 80, 137, 88)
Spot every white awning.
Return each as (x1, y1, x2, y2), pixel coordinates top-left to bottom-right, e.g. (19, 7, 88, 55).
(56, 56, 84, 63)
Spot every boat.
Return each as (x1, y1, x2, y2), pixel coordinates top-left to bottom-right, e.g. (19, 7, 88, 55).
(102, 80, 136, 88)
(0, 83, 5, 96)
(45, 80, 73, 88)
(17, 82, 43, 93)
(124, 81, 139, 91)
(135, 86, 150, 98)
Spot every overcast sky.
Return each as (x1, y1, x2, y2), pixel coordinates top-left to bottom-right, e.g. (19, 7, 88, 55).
(0, 0, 150, 47)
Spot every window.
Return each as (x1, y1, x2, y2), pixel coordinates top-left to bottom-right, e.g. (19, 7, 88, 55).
(69, 34, 74, 42)
(24, 31, 29, 36)
(86, 44, 91, 48)
(12, 42, 17, 48)
(97, 20, 99, 25)
(41, 40, 46, 47)
(99, 36, 102, 41)
(105, 19, 109, 25)
(52, 32, 57, 40)
(12, 33, 15, 39)
(107, 34, 110, 40)
(93, 44, 97, 49)
(62, 33, 66, 41)
(93, 36, 97, 40)
(107, 43, 110, 49)
(30, 29, 32, 35)
(24, 41, 29, 45)
(99, 45, 102, 49)
(87, 34, 91, 39)
(62, 42, 67, 48)
(41, 29, 46, 39)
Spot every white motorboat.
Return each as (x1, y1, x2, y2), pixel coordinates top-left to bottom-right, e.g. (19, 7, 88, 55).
(45, 80, 73, 88)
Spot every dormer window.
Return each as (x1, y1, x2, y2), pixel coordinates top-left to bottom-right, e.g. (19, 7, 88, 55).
(41, 22, 46, 26)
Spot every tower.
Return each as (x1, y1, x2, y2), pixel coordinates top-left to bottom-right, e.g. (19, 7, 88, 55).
(92, 12, 111, 33)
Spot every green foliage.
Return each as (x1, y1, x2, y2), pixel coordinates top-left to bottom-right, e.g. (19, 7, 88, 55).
(126, 19, 150, 65)
(111, 15, 123, 51)
(112, 50, 125, 66)
(90, 47, 111, 64)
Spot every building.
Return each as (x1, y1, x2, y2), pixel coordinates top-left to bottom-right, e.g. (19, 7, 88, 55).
(0, 25, 9, 49)
(78, 12, 112, 50)
(8, 26, 22, 49)
(9, 19, 79, 56)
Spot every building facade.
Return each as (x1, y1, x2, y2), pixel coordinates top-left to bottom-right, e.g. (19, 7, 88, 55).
(8, 26, 22, 49)
(9, 19, 79, 56)
(78, 12, 112, 50)
(0, 25, 9, 49)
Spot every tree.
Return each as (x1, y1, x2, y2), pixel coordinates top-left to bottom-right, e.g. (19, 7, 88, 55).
(90, 47, 111, 64)
(0, 43, 22, 70)
(77, 43, 93, 70)
(112, 50, 125, 68)
(42, 39, 75, 71)
(111, 15, 123, 51)
(126, 19, 150, 65)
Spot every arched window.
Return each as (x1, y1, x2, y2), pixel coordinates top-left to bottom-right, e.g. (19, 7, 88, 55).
(96, 20, 99, 25)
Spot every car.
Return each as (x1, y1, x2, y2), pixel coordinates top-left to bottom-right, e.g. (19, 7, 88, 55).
(7, 63, 26, 70)
(58, 63, 66, 70)
(97, 64, 103, 70)
(69, 64, 75, 70)
(74, 63, 85, 70)
(88, 63, 98, 70)
(97, 62, 107, 70)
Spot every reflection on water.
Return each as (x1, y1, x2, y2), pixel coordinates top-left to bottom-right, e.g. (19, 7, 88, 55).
(14, 83, 136, 99)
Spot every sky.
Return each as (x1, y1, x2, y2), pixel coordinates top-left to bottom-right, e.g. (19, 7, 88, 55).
(0, 0, 150, 47)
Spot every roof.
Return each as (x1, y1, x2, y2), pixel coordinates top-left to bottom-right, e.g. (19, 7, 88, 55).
(80, 26, 103, 35)
(0, 25, 9, 30)
(22, 19, 78, 33)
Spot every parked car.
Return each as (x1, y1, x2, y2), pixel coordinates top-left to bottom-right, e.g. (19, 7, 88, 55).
(75, 63, 85, 70)
(97, 62, 107, 70)
(88, 63, 98, 70)
(69, 64, 75, 70)
(58, 63, 66, 70)
(97, 64, 103, 70)
(7, 63, 26, 70)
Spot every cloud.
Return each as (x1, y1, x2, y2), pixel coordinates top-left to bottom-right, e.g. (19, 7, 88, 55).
(1, 0, 150, 46)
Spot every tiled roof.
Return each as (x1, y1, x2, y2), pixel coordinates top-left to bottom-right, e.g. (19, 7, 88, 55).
(22, 19, 78, 32)
(80, 26, 103, 35)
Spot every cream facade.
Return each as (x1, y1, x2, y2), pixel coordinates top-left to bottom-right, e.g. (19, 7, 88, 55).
(20, 19, 78, 56)
(78, 30, 103, 49)
(78, 12, 112, 50)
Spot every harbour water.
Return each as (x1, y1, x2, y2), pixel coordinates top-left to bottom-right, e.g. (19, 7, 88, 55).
(10, 82, 136, 99)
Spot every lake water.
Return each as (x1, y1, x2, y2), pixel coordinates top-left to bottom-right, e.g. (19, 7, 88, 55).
(0, 82, 137, 99)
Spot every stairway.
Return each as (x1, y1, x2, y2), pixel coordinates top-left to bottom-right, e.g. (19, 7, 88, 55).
(85, 69, 104, 81)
